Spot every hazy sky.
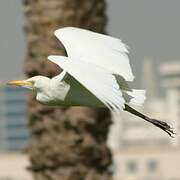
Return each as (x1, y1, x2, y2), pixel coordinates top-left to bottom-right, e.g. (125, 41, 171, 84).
(0, 0, 180, 86)
(107, 0, 180, 86)
(0, 0, 26, 81)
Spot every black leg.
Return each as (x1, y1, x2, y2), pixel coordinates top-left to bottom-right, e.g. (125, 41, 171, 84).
(124, 104, 175, 137)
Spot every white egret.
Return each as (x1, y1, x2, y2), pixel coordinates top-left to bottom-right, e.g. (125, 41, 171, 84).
(7, 27, 174, 137)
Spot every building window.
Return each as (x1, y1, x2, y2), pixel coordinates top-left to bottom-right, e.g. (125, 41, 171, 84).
(147, 159, 158, 172)
(0, 87, 29, 152)
(127, 160, 138, 174)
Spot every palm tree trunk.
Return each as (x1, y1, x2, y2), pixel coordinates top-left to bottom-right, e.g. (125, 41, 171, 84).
(23, 0, 112, 180)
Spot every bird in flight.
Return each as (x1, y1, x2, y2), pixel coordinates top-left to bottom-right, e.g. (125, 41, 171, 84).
(7, 27, 174, 137)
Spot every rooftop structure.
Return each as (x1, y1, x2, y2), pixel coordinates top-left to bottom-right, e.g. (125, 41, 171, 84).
(159, 61, 180, 88)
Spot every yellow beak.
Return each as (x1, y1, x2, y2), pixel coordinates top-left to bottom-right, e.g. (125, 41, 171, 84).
(7, 80, 33, 87)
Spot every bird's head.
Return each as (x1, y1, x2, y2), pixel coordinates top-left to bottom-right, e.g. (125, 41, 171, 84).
(7, 76, 51, 92)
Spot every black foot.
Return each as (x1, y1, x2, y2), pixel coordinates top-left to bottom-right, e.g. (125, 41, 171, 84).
(150, 119, 175, 137)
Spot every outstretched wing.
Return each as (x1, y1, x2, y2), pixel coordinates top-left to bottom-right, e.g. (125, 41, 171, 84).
(54, 27, 134, 81)
(48, 56, 126, 111)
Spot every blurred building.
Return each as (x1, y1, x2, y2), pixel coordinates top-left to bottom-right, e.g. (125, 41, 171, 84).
(160, 61, 180, 89)
(0, 87, 29, 152)
(159, 61, 180, 144)
(109, 59, 180, 180)
(142, 58, 157, 98)
(113, 148, 180, 180)
(0, 153, 32, 180)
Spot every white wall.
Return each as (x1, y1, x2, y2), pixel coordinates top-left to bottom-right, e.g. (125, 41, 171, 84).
(0, 153, 32, 180)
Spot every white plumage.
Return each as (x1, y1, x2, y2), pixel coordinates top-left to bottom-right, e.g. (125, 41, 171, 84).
(127, 90, 146, 106)
(54, 27, 134, 81)
(48, 27, 145, 111)
(48, 56, 126, 111)
(7, 27, 174, 136)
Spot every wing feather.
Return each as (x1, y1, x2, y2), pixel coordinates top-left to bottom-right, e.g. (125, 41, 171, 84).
(54, 27, 134, 81)
(48, 55, 125, 111)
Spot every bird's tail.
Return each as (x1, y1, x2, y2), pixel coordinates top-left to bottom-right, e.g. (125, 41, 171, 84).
(124, 104, 175, 137)
(126, 89, 146, 106)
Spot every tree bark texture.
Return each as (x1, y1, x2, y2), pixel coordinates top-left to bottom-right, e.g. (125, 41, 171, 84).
(23, 0, 112, 180)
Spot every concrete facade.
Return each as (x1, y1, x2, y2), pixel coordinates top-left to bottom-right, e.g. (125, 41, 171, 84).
(0, 153, 32, 180)
(108, 60, 180, 180)
(113, 148, 180, 180)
